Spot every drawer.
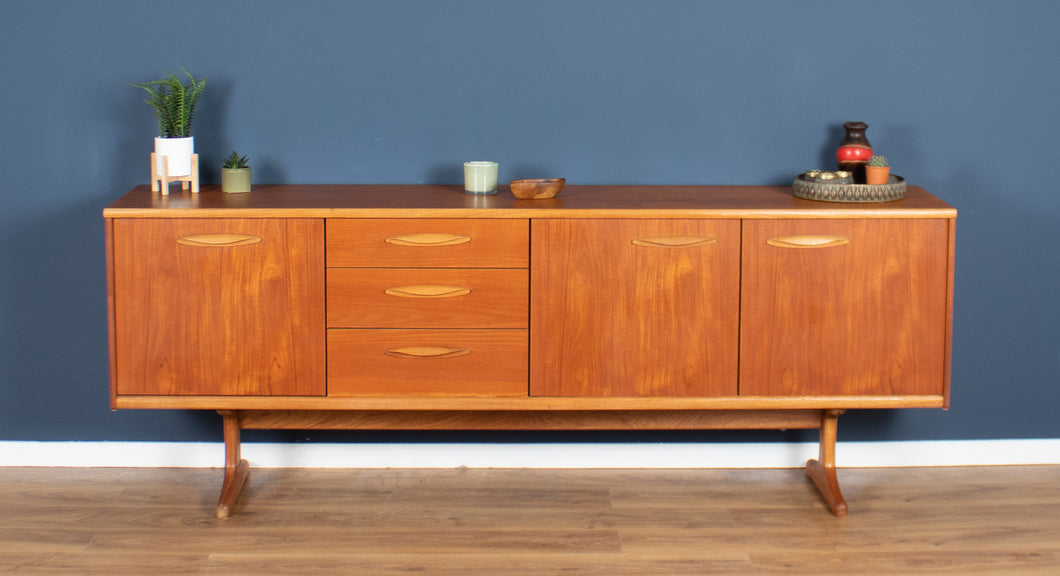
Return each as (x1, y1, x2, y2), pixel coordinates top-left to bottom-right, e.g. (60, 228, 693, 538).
(327, 219, 529, 268)
(328, 268, 528, 328)
(327, 329, 528, 396)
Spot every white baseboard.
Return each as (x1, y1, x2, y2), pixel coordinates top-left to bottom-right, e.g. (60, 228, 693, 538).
(2, 439, 1058, 468)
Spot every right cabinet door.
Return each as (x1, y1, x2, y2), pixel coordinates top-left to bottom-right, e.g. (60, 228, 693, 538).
(740, 219, 951, 397)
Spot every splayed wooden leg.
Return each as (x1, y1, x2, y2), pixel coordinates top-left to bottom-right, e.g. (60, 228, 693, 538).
(806, 409, 848, 517)
(216, 410, 250, 519)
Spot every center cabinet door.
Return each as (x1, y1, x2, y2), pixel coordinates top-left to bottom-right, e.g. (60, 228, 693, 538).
(530, 219, 740, 397)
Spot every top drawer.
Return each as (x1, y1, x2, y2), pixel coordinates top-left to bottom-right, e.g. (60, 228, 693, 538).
(327, 219, 529, 268)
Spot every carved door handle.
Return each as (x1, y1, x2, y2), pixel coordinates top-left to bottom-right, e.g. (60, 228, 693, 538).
(176, 233, 262, 247)
(384, 285, 472, 298)
(384, 233, 471, 247)
(631, 235, 718, 248)
(383, 346, 471, 359)
(766, 235, 850, 249)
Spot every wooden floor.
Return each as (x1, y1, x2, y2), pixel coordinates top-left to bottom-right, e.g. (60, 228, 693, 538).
(1, 465, 1057, 575)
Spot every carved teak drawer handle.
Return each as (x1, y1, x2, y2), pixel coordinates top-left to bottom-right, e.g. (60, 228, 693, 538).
(385, 233, 472, 247)
(631, 235, 718, 248)
(384, 285, 471, 299)
(766, 235, 850, 249)
(384, 346, 471, 359)
(176, 233, 262, 247)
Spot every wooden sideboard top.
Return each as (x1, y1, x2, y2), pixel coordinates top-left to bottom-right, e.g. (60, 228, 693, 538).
(104, 184, 956, 219)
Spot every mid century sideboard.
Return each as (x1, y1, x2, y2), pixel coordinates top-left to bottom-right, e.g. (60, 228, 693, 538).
(104, 184, 956, 517)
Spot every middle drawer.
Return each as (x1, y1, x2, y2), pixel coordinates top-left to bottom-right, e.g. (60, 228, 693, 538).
(327, 268, 529, 329)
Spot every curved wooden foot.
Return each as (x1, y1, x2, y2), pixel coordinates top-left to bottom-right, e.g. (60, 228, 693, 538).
(806, 409, 848, 517)
(216, 411, 250, 519)
(217, 458, 250, 519)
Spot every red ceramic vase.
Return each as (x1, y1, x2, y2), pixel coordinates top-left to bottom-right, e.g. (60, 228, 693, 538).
(836, 121, 873, 184)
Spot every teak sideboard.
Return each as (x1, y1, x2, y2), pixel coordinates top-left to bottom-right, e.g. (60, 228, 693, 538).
(103, 184, 956, 518)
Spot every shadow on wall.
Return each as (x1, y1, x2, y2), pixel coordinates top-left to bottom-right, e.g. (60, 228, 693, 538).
(428, 164, 463, 185)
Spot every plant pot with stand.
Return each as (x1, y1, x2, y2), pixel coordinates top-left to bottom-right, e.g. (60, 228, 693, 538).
(130, 68, 207, 194)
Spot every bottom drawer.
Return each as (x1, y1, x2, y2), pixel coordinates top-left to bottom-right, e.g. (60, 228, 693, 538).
(328, 329, 528, 396)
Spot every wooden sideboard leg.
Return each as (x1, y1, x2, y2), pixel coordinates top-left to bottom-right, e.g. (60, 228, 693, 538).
(806, 409, 848, 517)
(216, 410, 250, 519)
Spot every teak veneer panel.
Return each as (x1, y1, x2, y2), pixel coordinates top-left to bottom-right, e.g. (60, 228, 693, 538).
(327, 268, 528, 329)
(235, 409, 825, 431)
(326, 218, 529, 268)
(531, 219, 740, 397)
(328, 329, 529, 396)
(111, 218, 325, 396)
(113, 394, 947, 411)
(739, 218, 951, 397)
(103, 184, 956, 220)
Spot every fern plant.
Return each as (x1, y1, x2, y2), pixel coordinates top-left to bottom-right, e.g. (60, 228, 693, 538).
(130, 68, 207, 138)
(222, 151, 249, 169)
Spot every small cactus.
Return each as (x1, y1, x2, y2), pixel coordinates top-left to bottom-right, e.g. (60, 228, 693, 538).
(868, 155, 888, 167)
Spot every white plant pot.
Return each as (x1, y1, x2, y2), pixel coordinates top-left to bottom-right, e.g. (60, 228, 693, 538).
(154, 137, 195, 177)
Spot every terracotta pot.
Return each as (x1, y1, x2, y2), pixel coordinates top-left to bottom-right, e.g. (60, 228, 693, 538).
(221, 167, 252, 193)
(864, 165, 891, 185)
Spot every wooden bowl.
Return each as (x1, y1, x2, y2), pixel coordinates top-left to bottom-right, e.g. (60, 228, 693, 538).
(509, 178, 565, 200)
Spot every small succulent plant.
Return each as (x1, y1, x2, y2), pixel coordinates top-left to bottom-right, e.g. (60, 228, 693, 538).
(222, 151, 249, 169)
(868, 155, 888, 167)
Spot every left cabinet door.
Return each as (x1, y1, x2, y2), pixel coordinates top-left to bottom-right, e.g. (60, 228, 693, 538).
(111, 219, 326, 396)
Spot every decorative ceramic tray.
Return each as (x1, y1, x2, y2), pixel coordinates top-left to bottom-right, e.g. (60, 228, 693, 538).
(792, 174, 907, 203)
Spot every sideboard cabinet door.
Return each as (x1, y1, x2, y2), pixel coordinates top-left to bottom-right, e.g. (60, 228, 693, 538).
(111, 219, 325, 396)
(740, 219, 951, 397)
(531, 219, 740, 397)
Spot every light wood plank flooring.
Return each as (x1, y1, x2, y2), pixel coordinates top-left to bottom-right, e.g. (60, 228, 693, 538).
(1, 465, 1057, 574)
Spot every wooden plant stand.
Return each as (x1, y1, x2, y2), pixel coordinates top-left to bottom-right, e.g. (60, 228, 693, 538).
(151, 153, 199, 194)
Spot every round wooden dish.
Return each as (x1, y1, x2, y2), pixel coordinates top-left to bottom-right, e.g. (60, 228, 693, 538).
(509, 178, 565, 200)
(792, 174, 907, 203)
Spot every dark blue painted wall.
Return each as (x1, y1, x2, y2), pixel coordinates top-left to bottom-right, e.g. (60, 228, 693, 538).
(1, 1, 1057, 443)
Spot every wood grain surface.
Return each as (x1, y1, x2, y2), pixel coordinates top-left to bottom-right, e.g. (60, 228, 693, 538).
(1, 465, 1056, 575)
(327, 329, 528, 396)
(111, 218, 326, 397)
(103, 184, 957, 220)
(740, 218, 952, 397)
(327, 268, 528, 329)
(326, 218, 529, 268)
(531, 219, 740, 397)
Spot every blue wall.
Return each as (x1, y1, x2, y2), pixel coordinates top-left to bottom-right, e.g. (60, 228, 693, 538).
(1, 1, 1057, 443)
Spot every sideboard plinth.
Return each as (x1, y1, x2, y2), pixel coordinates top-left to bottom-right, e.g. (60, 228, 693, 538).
(214, 408, 849, 517)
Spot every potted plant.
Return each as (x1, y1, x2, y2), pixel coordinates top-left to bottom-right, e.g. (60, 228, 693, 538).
(130, 68, 207, 178)
(865, 154, 890, 185)
(221, 151, 252, 193)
